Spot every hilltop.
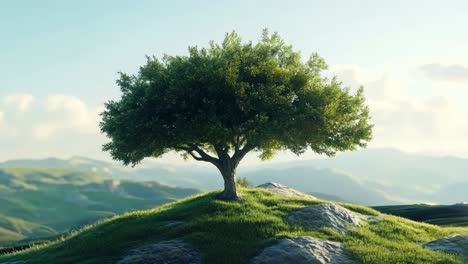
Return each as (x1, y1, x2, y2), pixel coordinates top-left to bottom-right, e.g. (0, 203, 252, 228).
(0, 167, 198, 246)
(1, 186, 467, 264)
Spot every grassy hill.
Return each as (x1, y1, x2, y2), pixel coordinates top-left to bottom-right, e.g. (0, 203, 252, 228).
(0, 216, 57, 245)
(1, 188, 467, 264)
(374, 204, 468, 227)
(0, 167, 198, 246)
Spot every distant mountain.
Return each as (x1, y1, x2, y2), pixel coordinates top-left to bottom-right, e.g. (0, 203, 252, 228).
(133, 166, 222, 190)
(0, 167, 198, 246)
(2, 147, 467, 206)
(242, 167, 398, 205)
(250, 148, 468, 204)
(0, 157, 212, 189)
(0, 156, 134, 178)
(310, 148, 468, 185)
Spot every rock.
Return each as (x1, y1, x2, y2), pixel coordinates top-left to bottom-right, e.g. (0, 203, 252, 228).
(251, 236, 358, 264)
(422, 235, 468, 261)
(116, 239, 201, 264)
(256, 182, 317, 199)
(288, 203, 368, 233)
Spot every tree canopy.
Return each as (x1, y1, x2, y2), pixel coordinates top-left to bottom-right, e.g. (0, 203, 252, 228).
(100, 30, 373, 200)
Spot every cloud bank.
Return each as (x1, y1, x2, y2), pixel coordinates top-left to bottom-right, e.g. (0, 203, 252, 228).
(3, 93, 35, 112)
(328, 64, 468, 155)
(0, 94, 105, 161)
(33, 95, 102, 140)
(420, 63, 468, 82)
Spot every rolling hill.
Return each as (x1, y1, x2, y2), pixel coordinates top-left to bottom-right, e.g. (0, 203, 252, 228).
(1, 188, 467, 264)
(0, 167, 198, 246)
(1, 156, 397, 205)
(374, 203, 468, 227)
(3, 148, 468, 206)
(1, 147, 467, 247)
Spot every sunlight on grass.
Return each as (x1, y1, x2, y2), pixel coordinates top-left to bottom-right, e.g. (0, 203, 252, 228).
(1, 188, 467, 264)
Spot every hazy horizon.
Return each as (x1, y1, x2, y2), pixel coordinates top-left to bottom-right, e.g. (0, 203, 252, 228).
(2, 147, 468, 169)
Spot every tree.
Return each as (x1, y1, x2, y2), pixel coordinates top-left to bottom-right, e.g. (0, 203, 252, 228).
(100, 30, 373, 201)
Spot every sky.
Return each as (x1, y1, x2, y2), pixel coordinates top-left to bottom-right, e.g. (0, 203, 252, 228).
(1, 0, 468, 165)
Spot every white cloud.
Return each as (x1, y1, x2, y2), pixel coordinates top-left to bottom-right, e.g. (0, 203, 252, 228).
(330, 64, 468, 155)
(420, 63, 468, 82)
(3, 93, 35, 112)
(326, 64, 407, 100)
(33, 95, 101, 140)
(0, 94, 108, 161)
(0, 108, 18, 138)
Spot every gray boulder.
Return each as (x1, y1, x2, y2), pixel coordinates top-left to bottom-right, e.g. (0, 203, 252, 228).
(288, 203, 371, 233)
(116, 239, 201, 264)
(251, 236, 358, 264)
(423, 235, 468, 261)
(257, 182, 317, 199)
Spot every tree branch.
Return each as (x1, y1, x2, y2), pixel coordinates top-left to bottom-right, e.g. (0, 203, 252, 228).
(176, 144, 219, 166)
(234, 135, 241, 153)
(214, 144, 230, 161)
(187, 150, 204, 161)
(232, 142, 255, 168)
(190, 144, 219, 163)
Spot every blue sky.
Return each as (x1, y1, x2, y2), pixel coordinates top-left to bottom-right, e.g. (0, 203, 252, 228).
(1, 1, 468, 163)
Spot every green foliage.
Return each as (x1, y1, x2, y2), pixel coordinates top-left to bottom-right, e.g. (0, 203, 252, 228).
(2, 189, 467, 264)
(235, 177, 252, 188)
(100, 30, 372, 166)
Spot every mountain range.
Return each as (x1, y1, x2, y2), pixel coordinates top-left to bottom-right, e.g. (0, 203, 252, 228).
(2, 148, 467, 205)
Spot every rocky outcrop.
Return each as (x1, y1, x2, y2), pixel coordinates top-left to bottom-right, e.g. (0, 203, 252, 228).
(116, 239, 201, 264)
(251, 236, 358, 264)
(256, 182, 317, 199)
(422, 235, 468, 261)
(288, 203, 372, 233)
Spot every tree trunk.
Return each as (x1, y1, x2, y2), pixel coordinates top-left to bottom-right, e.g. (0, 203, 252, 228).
(211, 143, 254, 201)
(218, 162, 240, 201)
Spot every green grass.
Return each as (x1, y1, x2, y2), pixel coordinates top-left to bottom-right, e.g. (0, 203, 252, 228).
(1, 188, 467, 264)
